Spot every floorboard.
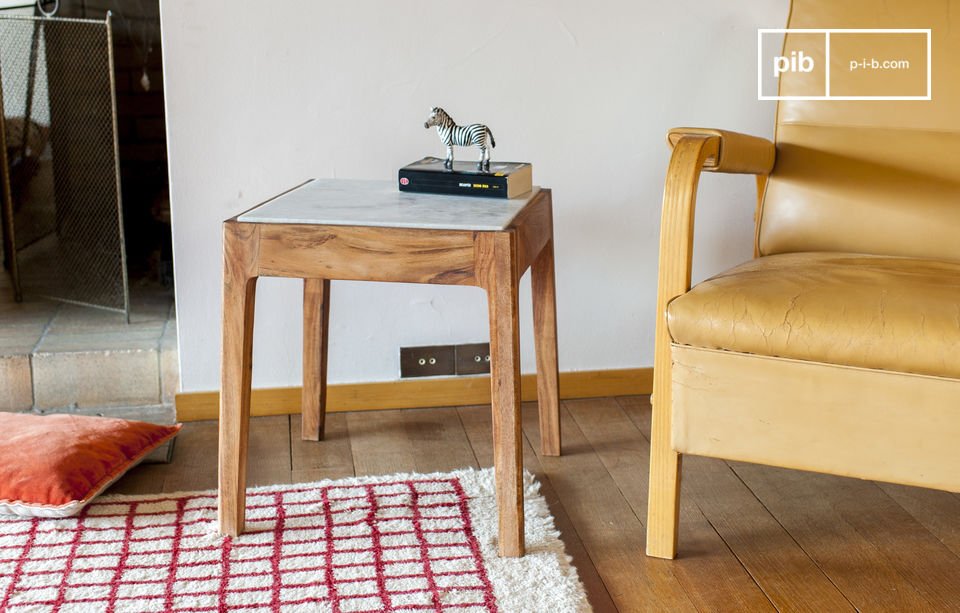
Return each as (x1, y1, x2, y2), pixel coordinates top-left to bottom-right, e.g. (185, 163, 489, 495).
(521, 401, 697, 612)
(290, 412, 354, 482)
(346, 407, 477, 476)
(567, 397, 775, 612)
(244, 415, 294, 487)
(805, 478, 960, 610)
(109, 458, 169, 495)
(736, 460, 960, 612)
(104, 395, 960, 612)
(878, 482, 960, 558)
(618, 396, 855, 613)
(158, 417, 218, 492)
(396, 406, 479, 473)
(732, 463, 937, 611)
(346, 408, 421, 476)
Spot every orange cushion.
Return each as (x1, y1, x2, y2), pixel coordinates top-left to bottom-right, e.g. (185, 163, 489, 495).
(0, 413, 180, 517)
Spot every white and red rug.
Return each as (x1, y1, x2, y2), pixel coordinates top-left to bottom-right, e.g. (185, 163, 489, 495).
(0, 468, 589, 612)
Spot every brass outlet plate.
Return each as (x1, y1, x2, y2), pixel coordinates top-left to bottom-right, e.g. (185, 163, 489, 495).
(455, 342, 491, 375)
(400, 345, 456, 378)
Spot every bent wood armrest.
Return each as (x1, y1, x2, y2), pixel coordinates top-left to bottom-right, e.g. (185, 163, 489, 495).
(656, 133, 718, 315)
(667, 127, 775, 175)
(649, 130, 773, 559)
(646, 133, 723, 559)
(657, 128, 776, 311)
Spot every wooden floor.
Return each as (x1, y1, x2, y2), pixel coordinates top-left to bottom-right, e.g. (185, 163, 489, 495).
(110, 396, 960, 612)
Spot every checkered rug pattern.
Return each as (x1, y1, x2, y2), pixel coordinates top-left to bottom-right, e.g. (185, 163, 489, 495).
(0, 469, 590, 613)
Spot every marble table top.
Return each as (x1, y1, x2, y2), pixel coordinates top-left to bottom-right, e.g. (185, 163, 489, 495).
(237, 178, 539, 231)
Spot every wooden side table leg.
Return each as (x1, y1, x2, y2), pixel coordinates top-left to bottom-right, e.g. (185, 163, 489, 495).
(302, 278, 331, 441)
(531, 239, 560, 456)
(481, 232, 524, 557)
(218, 222, 259, 537)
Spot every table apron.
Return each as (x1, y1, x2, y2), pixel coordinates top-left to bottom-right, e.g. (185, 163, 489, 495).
(230, 190, 553, 287)
(510, 192, 553, 275)
(255, 223, 480, 285)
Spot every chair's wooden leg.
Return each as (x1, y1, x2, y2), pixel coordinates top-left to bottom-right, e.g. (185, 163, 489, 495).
(302, 278, 330, 441)
(218, 222, 259, 537)
(531, 239, 560, 457)
(646, 333, 681, 559)
(481, 232, 524, 558)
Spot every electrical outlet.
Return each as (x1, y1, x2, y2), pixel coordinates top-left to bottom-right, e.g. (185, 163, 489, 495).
(455, 343, 491, 375)
(400, 345, 456, 378)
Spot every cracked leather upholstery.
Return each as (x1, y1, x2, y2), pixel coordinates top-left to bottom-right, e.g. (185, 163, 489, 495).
(667, 252, 960, 379)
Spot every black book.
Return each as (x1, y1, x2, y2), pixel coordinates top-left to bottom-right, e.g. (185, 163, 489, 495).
(398, 157, 533, 199)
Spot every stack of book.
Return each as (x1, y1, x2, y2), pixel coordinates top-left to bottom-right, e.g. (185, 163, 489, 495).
(398, 157, 533, 199)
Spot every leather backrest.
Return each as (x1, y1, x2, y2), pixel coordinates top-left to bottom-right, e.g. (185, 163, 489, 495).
(759, 0, 960, 261)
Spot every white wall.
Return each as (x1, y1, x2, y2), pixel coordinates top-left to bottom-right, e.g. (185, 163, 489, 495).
(160, 0, 790, 393)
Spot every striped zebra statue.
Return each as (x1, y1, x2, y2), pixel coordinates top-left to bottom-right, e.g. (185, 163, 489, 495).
(423, 107, 496, 171)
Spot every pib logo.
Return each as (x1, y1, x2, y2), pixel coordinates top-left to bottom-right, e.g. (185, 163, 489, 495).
(773, 50, 814, 77)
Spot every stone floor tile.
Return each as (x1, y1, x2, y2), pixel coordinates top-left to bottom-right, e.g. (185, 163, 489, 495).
(32, 348, 160, 409)
(0, 355, 33, 411)
(50, 302, 171, 331)
(36, 323, 166, 352)
(160, 320, 179, 405)
(37, 403, 176, 424)
(0, 324, 46, 356)
(0, 300, 58, 326)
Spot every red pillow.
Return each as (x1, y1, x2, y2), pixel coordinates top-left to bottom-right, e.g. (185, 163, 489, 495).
(0, 412, 181, 517)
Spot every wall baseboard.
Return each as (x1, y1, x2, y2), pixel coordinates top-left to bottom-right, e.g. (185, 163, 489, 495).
(175, 367, 652, 422)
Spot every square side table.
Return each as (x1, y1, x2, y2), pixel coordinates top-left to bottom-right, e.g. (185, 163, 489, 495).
(218, 179, 560, 557)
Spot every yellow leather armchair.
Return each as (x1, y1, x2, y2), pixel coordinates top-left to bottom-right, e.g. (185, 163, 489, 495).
(647, 0, 960, 559)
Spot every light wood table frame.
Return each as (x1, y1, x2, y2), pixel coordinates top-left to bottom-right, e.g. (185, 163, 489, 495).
(218, 185, 560, 557)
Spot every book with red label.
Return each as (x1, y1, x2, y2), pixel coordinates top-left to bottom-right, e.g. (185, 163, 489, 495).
(398, 157, 533, 199)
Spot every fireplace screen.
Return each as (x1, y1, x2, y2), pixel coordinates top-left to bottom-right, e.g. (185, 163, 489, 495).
(0, 14, 129, 317)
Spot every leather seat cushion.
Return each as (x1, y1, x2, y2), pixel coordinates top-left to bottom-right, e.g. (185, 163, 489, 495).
(667, 252, 960, 379)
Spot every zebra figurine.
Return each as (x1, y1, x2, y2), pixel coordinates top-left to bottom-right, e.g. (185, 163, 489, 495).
(423, 107, 496, 171)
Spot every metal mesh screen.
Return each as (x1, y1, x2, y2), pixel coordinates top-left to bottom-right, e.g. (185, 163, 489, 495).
(0, 14, 128, 315)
